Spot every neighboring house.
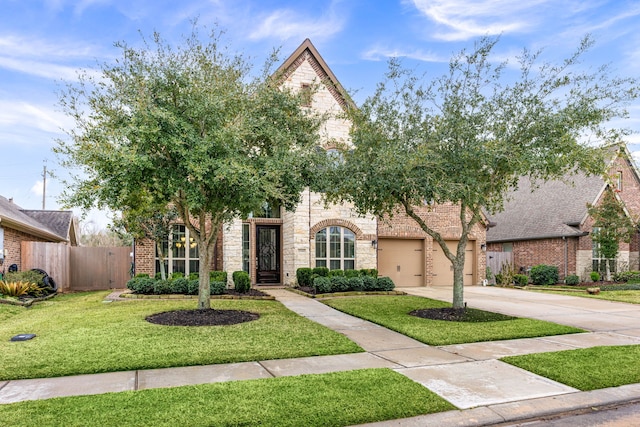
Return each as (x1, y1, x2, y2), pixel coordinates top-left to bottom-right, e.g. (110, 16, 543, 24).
(133, 39, 487, 287)
(0, 195, 79, 273)
(486, 144, 640, 280)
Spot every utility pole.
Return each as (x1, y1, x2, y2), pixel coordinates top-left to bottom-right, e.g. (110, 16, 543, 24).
(42, 164, 47, 210)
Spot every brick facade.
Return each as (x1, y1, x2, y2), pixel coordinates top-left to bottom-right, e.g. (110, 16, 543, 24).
(1, 227, 50, 271)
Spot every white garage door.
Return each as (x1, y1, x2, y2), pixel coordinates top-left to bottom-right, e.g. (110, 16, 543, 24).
(378, 239, 424, 287)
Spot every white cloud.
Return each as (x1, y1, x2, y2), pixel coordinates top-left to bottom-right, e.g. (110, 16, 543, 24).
(0, 56, 83, 81)
(249, 4, 346, 42)
(408, 0, 554, 41)
(31, 180, 45, 197)
(0, 100, 71, 135)
(362, 45, 447, 63)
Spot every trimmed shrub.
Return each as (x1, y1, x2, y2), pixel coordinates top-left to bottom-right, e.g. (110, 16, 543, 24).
(313, 276, 332, 294)
(296, 268, 313, 287)
(513, 274, 529, 286)
(153, 279, 172, 295)
(188, 272, 199, 281)
(127, 276, 156, 294)
(348, 276, 364, 291)
(564, 274, 580, 286)
(590, 271, 601, 282)
(210, 271, 228, 284)
(375, 277, 395, 291)
(313, 267, 329, 277)
(134, 273, 150, 278)
(187, 279, 200, 295)
(4, 270, 46, 286)
(344, 269, 361, 278)
(330, 276, 349, 292)
(600, 283, 640, 291)
(530, 264, 559, 286)
(362, 276, 376, 291)
(210, 280, 226, 295)
(170, 277, 189, 294)
(233, 271, 251, 293)
(360, 269, 378, 278)
(328, 269, 345, 277)
(169, 272, 184, 281)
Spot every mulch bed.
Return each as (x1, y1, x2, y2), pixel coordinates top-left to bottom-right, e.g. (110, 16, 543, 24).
(146, 309, 260, 326)
(410, 307, 517, 322)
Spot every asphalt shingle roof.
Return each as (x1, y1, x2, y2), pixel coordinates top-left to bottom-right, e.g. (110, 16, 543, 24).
(0, 195, 71, 241)
(486, 173, 605, 243)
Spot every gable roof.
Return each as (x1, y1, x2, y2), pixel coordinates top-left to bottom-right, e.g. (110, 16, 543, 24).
(274, 38, 355, 111)
(486, 173, 605, 243)
(0, 195, 74, 243)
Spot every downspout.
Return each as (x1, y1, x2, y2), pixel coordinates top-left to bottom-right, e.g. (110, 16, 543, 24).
(563, 236, 568, 278)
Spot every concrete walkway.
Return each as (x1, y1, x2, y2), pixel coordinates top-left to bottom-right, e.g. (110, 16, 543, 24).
(1, 287, 640, 427)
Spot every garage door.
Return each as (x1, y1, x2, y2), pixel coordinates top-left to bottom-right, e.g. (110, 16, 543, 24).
(377, 239, 424, 287)
(432, 240, 474, 286)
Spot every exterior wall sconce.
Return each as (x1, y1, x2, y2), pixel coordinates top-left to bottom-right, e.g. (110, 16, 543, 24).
(371, 240, 378, 249)
(481, 243, 486, 252)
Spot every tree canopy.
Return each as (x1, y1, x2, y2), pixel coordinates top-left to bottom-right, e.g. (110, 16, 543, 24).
(325, 36, 639, 308)
(56, 26, 325, 309)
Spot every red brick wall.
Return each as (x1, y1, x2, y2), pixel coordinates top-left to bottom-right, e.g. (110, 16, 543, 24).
(486, 237, 578, 278)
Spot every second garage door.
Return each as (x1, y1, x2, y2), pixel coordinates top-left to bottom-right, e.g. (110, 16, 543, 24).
(377, 239, 424, 287)
(432, 240, 474, 286)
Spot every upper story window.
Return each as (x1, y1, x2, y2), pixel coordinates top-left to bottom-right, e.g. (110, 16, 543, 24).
(300, 83, 312, 107)
(315, 226, 355, 270)
(616, 171, 623, 192)
(248, 201, 281, 219)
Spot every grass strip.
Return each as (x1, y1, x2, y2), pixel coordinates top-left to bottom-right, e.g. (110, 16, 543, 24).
(0, 369, 455, 427)
(0, 292, 361, 380)
(323, 295, 583, 346)
(531, 289, 640, 304)
(502, 345, 640, 390)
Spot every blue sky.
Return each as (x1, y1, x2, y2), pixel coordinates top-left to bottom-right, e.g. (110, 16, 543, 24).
(2, 0, 640, 230)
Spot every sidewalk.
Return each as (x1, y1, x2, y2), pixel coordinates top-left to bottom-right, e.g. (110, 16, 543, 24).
(1, 286, 640, 426)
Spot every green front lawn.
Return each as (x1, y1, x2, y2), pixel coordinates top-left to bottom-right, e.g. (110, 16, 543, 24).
(502, 345, 640, 390)
(0, 369, 455, 427)
(323, 296, 583, 345)
(0, 292, 361, 380)
(532, 289, 640, 304)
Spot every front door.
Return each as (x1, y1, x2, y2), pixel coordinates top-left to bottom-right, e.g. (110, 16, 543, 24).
(256, 225, 281, 284)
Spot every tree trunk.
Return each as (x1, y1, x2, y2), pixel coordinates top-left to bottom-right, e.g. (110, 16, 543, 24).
(451, 257, 465, 309)
(197, 244, 211, 310)
(155, 241, 167, 281)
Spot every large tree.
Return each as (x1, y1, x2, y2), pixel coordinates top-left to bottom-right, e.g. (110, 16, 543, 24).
(325, 36, 638, 308)
(56, 27, 324, 309)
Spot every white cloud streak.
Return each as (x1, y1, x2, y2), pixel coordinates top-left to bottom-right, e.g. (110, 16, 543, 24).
(249, 3, 346, 41)
(362, 45, 447, 63)
(408, 0, 556, 41)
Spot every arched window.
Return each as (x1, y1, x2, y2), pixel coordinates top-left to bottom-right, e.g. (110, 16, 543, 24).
(315, 226, 355, 270)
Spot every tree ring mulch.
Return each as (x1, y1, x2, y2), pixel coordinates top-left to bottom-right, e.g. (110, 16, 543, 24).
(410, 307, 516, 322)
(146, 309, 259, 326)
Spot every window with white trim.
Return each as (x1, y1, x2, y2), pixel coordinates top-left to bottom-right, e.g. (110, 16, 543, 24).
(591, 227, 616, 275)
(155, 225, 199, 276)
(315, 226, 355, 270)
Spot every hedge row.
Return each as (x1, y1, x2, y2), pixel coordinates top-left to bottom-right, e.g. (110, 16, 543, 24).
(296, 267, 378, 287)
(312, 275, 394, 294)
(127, 275, 226, 295)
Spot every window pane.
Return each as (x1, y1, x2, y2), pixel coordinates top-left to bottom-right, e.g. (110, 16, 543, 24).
(344, 260, 355, 271)
(316, 259, 326, 268)
(172, 225, 186, 258)
(189, 260, 199, 275)
(172, 260, 185, 274)
(330, 226, 341, 258)
(242, 224, 250, 273)
(344, 229, 355, 259)
(189, 240, 199, 259)
(316, 229, 327, 259)
(330, 260, 341, 270)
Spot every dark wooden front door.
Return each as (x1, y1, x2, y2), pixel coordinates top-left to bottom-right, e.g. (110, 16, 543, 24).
(256, 225, 280, 284)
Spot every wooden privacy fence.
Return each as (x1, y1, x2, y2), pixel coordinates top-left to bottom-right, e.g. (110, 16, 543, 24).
(21, 242, 131, 292)
(486, 251, 513, 277)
